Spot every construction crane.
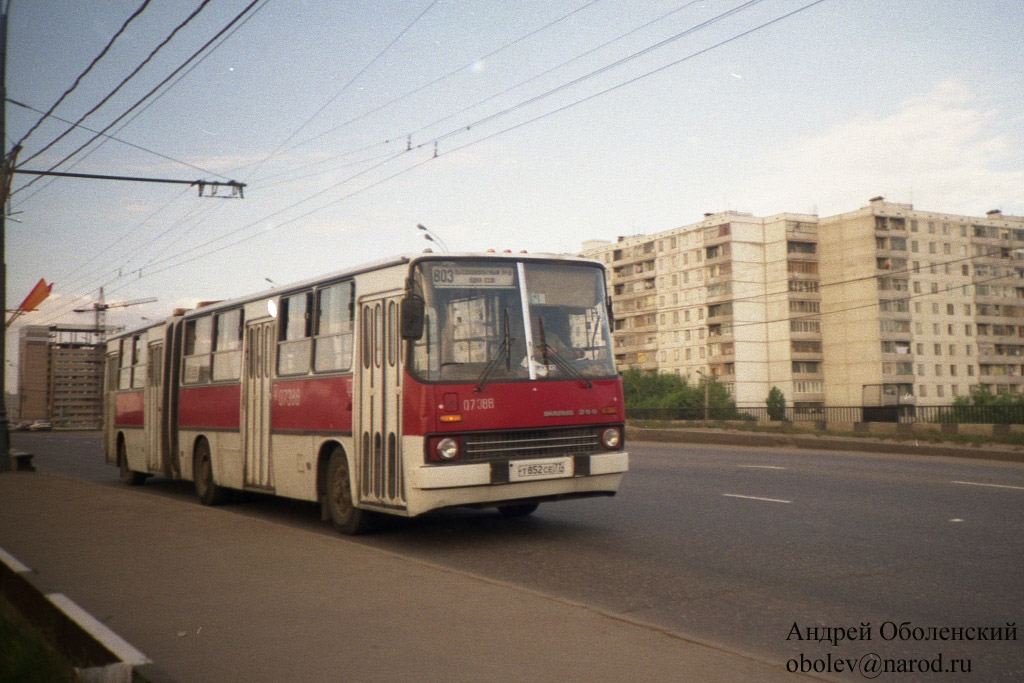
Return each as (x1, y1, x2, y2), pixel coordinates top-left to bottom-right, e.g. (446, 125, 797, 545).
(73, 287, 157, 342)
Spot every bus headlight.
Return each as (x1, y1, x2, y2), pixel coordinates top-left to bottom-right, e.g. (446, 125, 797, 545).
(600, 427, 621, 450)
(436, 437, 460, 461)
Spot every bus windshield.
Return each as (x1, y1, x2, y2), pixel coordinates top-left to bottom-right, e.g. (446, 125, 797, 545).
(409, 260, 616, 383)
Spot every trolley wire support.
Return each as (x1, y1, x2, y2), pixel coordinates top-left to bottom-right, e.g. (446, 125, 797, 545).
(11, 169, 246, 198)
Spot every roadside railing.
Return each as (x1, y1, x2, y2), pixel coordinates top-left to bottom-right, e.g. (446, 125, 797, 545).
(626, 404, 1024, 425)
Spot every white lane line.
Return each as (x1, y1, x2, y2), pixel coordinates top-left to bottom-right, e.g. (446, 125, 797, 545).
(951, 481, 1024, 491)
(739, 465, 786, 470)
(722, 493, 792, 504)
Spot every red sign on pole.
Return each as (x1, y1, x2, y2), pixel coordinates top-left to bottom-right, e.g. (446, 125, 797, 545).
(19, 278, 51, 312)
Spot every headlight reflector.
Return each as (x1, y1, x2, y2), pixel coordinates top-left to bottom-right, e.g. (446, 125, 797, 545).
(436, 437, 460, 460)
(601, 427, 621, 450)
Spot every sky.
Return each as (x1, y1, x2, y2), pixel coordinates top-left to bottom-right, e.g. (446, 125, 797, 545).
(4, 0, 1024, 389)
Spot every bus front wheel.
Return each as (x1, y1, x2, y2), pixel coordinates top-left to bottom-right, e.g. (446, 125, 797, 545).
(326, 450, 373, 535)
(194, 440, 228, 506)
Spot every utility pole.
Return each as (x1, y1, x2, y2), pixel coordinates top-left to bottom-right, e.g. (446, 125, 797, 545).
(0, 4, 246, 467)
(1, 1, 11, 468)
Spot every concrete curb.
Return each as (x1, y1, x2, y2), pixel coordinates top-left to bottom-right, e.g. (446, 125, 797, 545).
(628, 426, 1024, 463)
(0, 546, 175, 683)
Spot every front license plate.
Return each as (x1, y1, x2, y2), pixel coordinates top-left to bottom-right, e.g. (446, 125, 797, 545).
(508, 457, 573, 482)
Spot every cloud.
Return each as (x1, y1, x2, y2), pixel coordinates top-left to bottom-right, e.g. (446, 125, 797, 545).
(744, 79, 1024, 217)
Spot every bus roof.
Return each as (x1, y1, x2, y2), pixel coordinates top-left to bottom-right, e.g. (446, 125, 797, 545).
(108, 251, 603, 341)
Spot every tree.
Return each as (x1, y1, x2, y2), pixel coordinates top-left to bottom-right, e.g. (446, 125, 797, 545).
(766, 386, 786, 421)
(621, 369, 740, 420)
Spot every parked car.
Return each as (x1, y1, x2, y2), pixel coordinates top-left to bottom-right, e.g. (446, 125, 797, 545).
(28, 420, 52, 431)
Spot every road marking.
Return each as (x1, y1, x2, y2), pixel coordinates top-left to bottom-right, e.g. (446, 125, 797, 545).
(951, 481, 1024, 491)
(739, 465, 786, 470)
(722, 493, 792, 504)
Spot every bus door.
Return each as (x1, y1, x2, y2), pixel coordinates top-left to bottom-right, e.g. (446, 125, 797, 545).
(243, 319, 275, 490)
(356, 295, 405, 508)
(103, 352, 119, 463)
(145, 341, 164, 472)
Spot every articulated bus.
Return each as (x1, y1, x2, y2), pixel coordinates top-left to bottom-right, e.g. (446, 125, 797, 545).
(104, 252, 628, 533)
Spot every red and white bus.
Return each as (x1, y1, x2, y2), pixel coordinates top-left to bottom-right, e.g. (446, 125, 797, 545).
(104, 252, 628, 533)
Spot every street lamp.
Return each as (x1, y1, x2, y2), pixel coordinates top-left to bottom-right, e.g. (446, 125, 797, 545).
(416, 223, 449, 252)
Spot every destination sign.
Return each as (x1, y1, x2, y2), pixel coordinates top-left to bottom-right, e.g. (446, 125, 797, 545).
(428, 264, 515, 289)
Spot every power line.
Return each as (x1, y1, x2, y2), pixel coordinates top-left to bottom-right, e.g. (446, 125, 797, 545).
(19, 0, 213, 167)
(247, 0, 696, 190)
(258, 0, 603, 170)
(7, 97, 230, 179)
(407, 0, 706, 142)
(12, 0, 261, 197)
(23, 0, 831, 315)
(10, 0, 272, 207)
(52, 0, 829, 298)
(435, 0, 827, 155)
(240, 0, 440, 183)
(12, 0, 152, 150)
(433, 0, 770, 146)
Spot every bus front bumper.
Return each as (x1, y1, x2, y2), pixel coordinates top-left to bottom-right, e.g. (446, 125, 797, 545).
(409, 451, 628, 491)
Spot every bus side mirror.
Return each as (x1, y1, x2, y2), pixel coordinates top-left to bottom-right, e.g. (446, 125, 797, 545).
(400, 296, 425, 340)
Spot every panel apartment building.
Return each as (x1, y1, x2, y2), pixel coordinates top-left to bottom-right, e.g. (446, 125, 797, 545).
(17, 324, 105, 428)
(582, 197, 1024, 409)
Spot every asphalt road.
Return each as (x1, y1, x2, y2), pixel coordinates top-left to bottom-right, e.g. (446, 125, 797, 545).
(12, 431, 1024, 680)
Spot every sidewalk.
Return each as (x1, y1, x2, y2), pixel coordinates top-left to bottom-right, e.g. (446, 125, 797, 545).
(0, 473, 801, 682)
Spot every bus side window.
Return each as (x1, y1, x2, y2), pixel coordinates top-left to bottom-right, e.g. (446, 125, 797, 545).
(212, 308, 244, 381)
(183, 317, 213, 383)
(314, 281, 354, 373)
(278, 291, 313, 376)
(118, 338, 132, 390)
(131, 335, 147, 388)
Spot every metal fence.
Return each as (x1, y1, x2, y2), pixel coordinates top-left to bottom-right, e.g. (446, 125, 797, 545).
(626, 404, 1024, 425)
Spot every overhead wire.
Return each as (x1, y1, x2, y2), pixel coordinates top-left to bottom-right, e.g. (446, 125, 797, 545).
(248, 0, 692, 190)
(407, 0, 707, 141)
(435, 0, 827, 154)
(52, 0, 832, 303)
(10, 0, 273, 207)
(19, 0, 213, 167)
(12, 0, 262, 198)
(238, 0, 441, 184)
(9, 0, 274, 329)
(432, 0, 770, 145)
(7, 97, 229, 179)
(12, 0, 153, 151)
(254, 0, 602, 172)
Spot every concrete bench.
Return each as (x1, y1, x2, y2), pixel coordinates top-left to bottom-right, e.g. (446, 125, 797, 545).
(9, 450, 35, 472)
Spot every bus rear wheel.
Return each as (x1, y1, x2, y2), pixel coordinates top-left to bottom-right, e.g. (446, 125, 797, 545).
(118, 440, 146, 486)
(326, 450, 373, 535)
(194, 440, 228, 506)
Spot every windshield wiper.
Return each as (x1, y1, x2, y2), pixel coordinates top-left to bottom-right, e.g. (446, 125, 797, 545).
(474, 309, 512, 393)
(536, 318, 592, 389)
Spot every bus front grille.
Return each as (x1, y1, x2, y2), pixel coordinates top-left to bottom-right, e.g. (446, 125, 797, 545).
(462, 428, 601, 462)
